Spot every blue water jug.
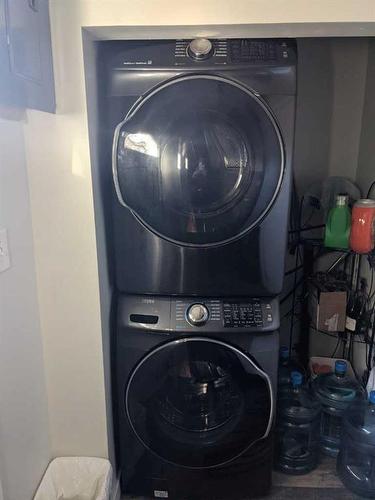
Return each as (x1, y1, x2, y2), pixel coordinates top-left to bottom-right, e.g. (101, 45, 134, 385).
(337, 391, 375, 498)
(312, 360, 364, 456)
(275, 371, 321, 474)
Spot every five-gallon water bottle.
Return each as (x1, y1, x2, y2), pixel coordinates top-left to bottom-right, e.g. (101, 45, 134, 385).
(312, 360, 364, 456)
(275, 371, 321, 474)
(337, 390, 375, 498)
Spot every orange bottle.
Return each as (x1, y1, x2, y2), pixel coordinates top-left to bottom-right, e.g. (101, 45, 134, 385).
(349, 199, 375, 254)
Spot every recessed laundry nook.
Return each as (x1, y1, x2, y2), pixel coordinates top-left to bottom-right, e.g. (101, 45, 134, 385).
(3, 3, 375, 500)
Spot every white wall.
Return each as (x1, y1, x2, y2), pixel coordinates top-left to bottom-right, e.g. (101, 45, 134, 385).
(23, 109, 108, 458)
(281, 38, 369, 350)
(293, 38, 368, 194)
(293, 39, 333, 194)
(353, 39, 375, 376)
(0, 117, 51, 500)
(328, 39, 368, 180)
(21, 6, 110, 455)
(291, 38, 373, 375)
(304, 39, 375, 374)
(357, 39, 375, 193)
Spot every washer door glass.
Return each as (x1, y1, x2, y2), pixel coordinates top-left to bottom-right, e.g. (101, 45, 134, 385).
(114, 75, 284, 246)
(125, 337, 273, 468)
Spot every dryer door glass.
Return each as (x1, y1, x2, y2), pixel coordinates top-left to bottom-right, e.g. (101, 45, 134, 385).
(125, 337, 273, 468)
(114, 75, 284, 246)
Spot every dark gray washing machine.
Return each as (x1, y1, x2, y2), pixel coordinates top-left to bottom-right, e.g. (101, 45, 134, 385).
(107, 38, 297, 296)
(115, 294, 279, 499)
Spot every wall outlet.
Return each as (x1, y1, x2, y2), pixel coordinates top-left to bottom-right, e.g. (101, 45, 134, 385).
(0, 228, 10, 272)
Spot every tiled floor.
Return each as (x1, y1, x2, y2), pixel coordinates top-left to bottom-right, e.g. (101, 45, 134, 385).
(122, 458, 365, 499)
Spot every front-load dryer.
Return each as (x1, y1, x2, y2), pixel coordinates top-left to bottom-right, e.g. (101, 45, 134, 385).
(115, 295, 279, 499)
(103, 38, 297, 296)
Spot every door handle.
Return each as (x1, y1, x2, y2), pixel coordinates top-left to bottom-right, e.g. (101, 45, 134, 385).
(28, 0, 38, 12)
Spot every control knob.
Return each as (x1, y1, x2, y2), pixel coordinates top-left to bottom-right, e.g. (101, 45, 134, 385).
(188, 38, 213, 60)
(187, 303, 209, 326)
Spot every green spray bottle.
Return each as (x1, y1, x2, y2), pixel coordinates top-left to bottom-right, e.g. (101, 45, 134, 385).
(324, 194, 351, 249)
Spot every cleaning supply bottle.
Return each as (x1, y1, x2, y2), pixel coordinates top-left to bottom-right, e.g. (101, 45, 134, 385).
(324, 194, 351, 249)
(349, 199, 375, 254)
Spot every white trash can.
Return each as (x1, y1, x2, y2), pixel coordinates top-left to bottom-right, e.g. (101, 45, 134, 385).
(33, 457, 112, 500)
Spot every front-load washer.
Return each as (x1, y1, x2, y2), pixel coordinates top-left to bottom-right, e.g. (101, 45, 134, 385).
(114, 295, 279, 499)
(102, 38, 297, 296)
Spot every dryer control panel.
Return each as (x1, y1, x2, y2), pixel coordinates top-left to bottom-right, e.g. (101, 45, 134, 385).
(109, 38, 296, 74)
(173, 38, 294, 66)
(108, 38, 296, 97)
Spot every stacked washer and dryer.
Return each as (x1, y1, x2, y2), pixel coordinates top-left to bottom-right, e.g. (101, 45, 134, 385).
(105, 38, 297, 499)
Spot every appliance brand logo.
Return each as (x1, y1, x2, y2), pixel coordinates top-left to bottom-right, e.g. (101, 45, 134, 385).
(123, 60, 152, 65)
(142, 298, 155, 304)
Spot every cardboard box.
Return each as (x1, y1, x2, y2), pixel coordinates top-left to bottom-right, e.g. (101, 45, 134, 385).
(309, 357, 355, 380)
(309, 282, 347, 333)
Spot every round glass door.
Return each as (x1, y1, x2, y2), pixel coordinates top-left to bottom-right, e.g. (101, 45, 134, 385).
(113, 75, 284, 247)
(125, 337, 273, 469)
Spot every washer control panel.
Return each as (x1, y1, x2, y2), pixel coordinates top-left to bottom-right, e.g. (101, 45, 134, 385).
(173, 297, 279, 332)
(120, 295, 279, 334)
(223, 300, 273, 328)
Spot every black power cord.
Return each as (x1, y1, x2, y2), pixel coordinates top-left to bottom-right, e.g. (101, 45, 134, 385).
(331, 337, 341, 357)
(366, 301, 375, 373)
(366, 180, 375, 199)
(285, 264, 304, 276)
(310, 325, 367, 344)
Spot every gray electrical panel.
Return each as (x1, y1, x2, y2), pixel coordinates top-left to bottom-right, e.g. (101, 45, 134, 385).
(1, 0, 55, 112)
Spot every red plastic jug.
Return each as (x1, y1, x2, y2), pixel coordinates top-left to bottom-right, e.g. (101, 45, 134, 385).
(349, 199, 375, 254)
